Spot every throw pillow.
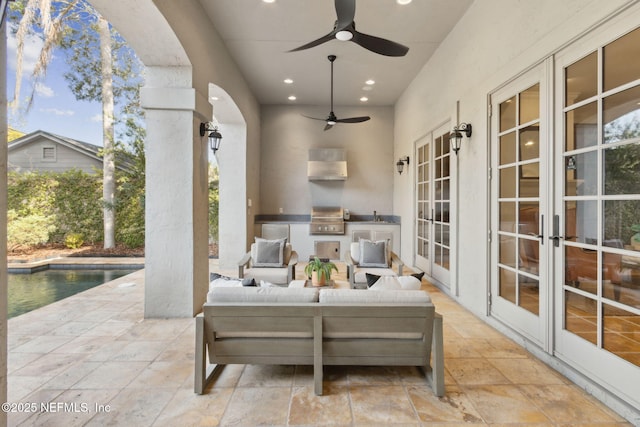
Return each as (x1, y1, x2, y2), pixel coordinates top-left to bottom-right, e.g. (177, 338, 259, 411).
(412, 271, 425, 281)
(260, 280, 278, 287)
(209, 273, 256, 289)
(359, 239, 388, 268)
(252, 237, 286, 267)
(369, 275, 402, 290)
(365, 273, 381, 287)
(397, 275, 421, 290)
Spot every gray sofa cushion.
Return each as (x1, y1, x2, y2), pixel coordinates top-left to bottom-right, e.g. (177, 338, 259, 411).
(207, 286, 319, 303)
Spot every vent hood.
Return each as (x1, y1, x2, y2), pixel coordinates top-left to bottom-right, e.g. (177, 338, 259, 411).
(308, 148, 347, 181)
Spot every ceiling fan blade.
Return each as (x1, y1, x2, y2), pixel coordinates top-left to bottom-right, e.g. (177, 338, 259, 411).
(302, 114, 329, 121)
(288, 31, 336, 52)
(335, 0, 355, 30)
(351, 30, 409, 57)
(324, 122, 334, 131)
(336, 116, 371, 123)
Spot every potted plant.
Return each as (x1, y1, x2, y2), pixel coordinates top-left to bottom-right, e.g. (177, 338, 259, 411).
(304, 257, 338, 287)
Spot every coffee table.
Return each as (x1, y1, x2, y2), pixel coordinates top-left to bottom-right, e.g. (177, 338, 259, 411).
(289, 279, 349, 289)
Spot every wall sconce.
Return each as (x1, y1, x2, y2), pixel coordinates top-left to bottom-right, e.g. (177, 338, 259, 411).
(200, 122, 223, 153)
(396, 156, 410, 175)
(449, 122, 472, 155)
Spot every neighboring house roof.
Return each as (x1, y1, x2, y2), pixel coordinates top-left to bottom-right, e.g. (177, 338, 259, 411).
(8, 130, 134, 172)
(8, 127, 25, 142)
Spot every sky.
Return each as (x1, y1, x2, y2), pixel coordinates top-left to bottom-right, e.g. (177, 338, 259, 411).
(6, 22, 104, 145)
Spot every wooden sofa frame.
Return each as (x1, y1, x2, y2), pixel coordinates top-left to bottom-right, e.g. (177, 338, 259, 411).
(195, 301, 444, 397)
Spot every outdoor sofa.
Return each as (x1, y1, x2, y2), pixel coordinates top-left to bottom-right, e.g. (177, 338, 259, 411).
(195, 286, 444, 396)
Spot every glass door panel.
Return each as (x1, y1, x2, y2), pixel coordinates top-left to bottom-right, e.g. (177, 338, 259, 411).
(415, 123, 452, 284)
(491, 66, 547, 345)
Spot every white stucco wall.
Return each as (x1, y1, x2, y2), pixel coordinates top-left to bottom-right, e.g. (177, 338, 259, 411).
(394, 0, 636, 315)
(260, 105, 394, 217)
(151, 0, 262, 268)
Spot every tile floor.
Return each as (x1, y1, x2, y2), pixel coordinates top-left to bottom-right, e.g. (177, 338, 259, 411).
(6, 261, 633, 426)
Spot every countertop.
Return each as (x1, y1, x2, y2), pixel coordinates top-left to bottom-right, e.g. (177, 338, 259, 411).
(255, 214, 400, 225)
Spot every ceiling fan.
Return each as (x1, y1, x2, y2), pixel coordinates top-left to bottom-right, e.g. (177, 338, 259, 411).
(304, 55, 370, 131)
(289, 0, 409, 57)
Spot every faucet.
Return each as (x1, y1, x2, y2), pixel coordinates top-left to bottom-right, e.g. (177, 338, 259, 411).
(373, 210, 378, 222)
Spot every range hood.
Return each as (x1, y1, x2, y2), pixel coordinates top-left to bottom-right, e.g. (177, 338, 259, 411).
(308, 148, 347, 181)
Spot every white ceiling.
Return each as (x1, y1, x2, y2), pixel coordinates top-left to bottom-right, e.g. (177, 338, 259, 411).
(200, 0, 473, 107)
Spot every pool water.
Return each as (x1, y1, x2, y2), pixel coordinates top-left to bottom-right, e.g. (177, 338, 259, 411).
(8, 269, 138, 318)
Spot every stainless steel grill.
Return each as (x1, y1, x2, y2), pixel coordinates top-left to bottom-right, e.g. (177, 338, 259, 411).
(309, 206, 345, 235)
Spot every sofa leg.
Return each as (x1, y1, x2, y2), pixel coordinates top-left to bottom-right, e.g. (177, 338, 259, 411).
(314, 315, 323, 396)
(195, 314, 207, 394)
(195, 314, 226, 394)
(426, 312, 445, 397)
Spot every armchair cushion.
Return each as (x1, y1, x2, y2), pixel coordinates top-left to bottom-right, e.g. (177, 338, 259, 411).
(251, 237, 287, 267)
(358, 239, 388, 267)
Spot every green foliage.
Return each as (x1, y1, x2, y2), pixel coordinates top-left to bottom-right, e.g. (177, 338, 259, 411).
(7, 167, 146, 249)
(209, 165, 219, 242)
(602, 117, 640, 243)
(115, 118, 146, 248)
(304, 257, 338, 281)
(7, 210, 56, 250)
(65, 233, 84, 249)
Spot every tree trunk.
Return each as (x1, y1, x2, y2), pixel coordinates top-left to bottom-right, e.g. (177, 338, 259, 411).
(98, 16, 115, 249)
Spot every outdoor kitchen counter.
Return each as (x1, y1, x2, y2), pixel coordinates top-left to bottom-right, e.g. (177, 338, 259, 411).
(254, 216, 401, 261)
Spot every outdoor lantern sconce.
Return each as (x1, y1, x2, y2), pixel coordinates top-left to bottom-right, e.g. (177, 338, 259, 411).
(200, 122, 223, 153)
(396, 156, 410, 175)
(449, 122, 472, 155)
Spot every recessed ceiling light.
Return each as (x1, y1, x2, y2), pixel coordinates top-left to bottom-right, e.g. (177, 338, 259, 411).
(263, 0, 276, 3)
(360, 97, 369, 102)
(284, 78, 293, 84)
(365, 79, 375, 85)
(288, 95, 297, 101)
(396, 0, 412, 4)
(210, 96, 219, 101)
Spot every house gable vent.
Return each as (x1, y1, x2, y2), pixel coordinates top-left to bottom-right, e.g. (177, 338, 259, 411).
(42, 146, 56, 161)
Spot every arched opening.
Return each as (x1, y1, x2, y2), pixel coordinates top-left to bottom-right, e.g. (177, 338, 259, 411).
(85, 0, 254, 316)
(207, 84, 248, 270)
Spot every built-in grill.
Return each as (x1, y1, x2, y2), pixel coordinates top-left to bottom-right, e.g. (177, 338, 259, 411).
(310, 206, 345, 235)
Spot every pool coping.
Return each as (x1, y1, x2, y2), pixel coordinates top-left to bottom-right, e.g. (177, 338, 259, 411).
(8, 256, 145, 273)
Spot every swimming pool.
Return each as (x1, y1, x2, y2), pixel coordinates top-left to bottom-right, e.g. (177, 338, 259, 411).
(8, 269, 139, 318)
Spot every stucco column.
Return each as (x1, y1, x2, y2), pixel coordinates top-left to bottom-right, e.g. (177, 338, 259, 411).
(141, 66, 209, 317)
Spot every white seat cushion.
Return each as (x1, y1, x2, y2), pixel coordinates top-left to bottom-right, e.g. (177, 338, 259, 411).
(207, 286, 319, 303)
(319, 289, 431, 304)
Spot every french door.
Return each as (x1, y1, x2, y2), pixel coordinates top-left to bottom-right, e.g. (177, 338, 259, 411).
(490, 62, 550, 346)
(490, 18, 640, 409)
(415, 122, 452, 286)
(554, 23, 640, 407)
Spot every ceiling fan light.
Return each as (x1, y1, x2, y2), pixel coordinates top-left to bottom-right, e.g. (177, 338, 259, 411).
(335, 30, 353, 41)
(327, 120, 337, 126)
